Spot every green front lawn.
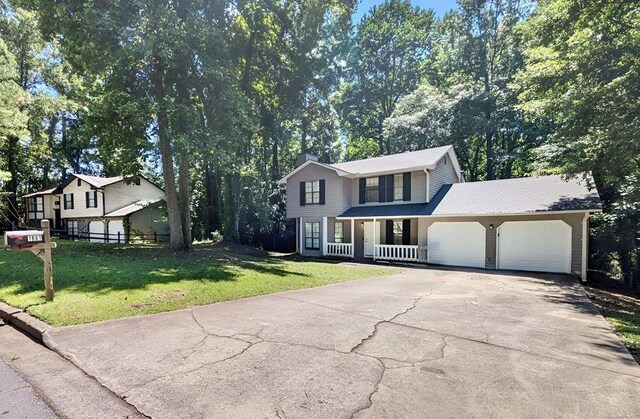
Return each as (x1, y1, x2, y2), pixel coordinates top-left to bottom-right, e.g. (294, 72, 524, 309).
(0, 241, 396, 327)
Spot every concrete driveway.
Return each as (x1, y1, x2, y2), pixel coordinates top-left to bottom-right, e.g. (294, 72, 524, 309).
(44, 267, 640, 418)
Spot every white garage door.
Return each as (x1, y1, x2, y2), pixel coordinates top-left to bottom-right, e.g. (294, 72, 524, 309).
(428, 222, 486, 269)
(497, 220, 572, 273)
(108, 220, 125, 244)
(89, 221, 105, 243)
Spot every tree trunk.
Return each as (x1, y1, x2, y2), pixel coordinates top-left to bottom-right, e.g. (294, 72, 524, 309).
(5, 136, 19, 222)
(152, 51, 185, 250)
(177, 145, 192, 248)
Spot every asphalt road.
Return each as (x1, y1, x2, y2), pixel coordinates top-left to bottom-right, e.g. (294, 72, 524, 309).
(0, 352, 56, 419)
(44, 266, 640, 418)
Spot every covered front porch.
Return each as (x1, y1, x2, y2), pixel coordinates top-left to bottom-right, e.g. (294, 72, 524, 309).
(322, 217, 421, 263)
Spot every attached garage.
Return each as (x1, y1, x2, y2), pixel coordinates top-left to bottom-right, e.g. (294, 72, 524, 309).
(428, 222, 486, 268)
(88, 221, 105, 243)
(108, 220, 126, 243)
(497, 220, 572, 274)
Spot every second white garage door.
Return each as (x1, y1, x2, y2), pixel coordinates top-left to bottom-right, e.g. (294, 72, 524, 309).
(428, 222, 486, 268)
(497, 220, 572, 273)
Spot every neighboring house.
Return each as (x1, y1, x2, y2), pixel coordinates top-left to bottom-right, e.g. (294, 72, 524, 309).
(24, 174, 168, 243)
(278, 145, 602, 279)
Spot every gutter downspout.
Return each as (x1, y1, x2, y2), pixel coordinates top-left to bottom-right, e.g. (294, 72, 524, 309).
(424, 169, 430, 203)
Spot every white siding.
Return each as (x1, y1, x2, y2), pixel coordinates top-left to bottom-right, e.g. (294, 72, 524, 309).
(286, 164, 348, 219)
(349, 170, 427, 206)
(428, 154, 459, 201)
(60, 180, 104, 219)
(103, 178, 165, 213)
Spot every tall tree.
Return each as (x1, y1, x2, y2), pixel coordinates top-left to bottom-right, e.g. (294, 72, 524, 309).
(337, 0, 434, 157)
(516, 0, 640, 288)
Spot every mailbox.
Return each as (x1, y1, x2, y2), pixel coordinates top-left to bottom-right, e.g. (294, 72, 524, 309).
(4, 230, 45, 247)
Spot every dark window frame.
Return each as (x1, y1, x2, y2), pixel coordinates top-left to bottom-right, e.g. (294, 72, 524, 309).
(86, 191, 98, 208)
(365, 177, 379, 203)
(64, 193, 74, 210)
(305, 180, 321, 204)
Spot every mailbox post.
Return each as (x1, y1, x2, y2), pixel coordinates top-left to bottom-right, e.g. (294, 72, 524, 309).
(4, 220, 57, 301)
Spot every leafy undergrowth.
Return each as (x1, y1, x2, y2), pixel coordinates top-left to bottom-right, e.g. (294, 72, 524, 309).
(0, 240, 397, 327)
(585, 286, 640, 364)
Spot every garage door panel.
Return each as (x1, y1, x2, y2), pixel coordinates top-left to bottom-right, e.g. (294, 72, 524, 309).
(497, 220, 571, 274)
(428, 222, 486, 269)
(89, 221, 105, 243)
(108, 220, 125, 244)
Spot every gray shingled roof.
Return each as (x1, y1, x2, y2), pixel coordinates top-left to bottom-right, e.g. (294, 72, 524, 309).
(338, 175, 601, 218)
(331, 145, 452, 175)
(74, 174, 124, 188)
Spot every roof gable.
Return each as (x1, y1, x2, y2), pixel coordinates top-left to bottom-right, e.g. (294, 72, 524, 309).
(277, 160, 349, 185)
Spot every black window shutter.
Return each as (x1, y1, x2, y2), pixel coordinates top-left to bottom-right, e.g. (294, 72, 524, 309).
(94, 191, 98, 207)
(402, 219, 411, 245)
(300, 182, 306, 206)
(85, 191, 90, 208)
(319, 180, 325, 205)
(403, 172, 411, 201)
(359, 178, 366, 204)
(386, 220, 394, 245)
(378, 175, 386, 202)
(70, 193, 74, 209)
(386, 175, 394, 202)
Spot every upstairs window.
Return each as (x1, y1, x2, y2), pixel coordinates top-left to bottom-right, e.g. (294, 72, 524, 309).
(393, 174, 403, 201)
(64, 193, 74, 210)
(77, 178, 82, 186)
(86, 191, 97, 208)
(334, 222, 344, 243)
(365, 177, 379, 203)
(27, 197, 44, 213)
(305, 180, 320, 204)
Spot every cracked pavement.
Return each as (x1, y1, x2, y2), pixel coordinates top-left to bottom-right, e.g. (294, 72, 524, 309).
(43, 267, 640, 418)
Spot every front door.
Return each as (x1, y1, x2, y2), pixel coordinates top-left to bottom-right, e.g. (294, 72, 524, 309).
(363, 221, 376, 258)
(54, 209, 61, 230)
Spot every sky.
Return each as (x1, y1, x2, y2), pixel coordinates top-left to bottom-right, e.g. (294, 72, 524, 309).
(352, 0, 459, 22)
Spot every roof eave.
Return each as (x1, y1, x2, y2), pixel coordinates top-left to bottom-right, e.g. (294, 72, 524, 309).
(277, 160, 351, 185)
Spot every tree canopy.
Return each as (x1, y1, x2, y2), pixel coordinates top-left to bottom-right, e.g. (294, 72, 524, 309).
(0, 0, 638, 287)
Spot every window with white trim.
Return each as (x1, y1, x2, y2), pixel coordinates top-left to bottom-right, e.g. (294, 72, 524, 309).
(334, 222, 344, 243)
(305, 180, 320, 204)
(394, 174, 403, 201)
(305, 222, 320, 249)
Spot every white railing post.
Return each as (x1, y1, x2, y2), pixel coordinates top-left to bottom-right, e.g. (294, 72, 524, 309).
(322, 217, 328, 256)
(373, 244, 420, 262)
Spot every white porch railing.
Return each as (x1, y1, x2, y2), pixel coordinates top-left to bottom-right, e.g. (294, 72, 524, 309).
(375, 244, 420, 262)
(326, 242, 354, 258)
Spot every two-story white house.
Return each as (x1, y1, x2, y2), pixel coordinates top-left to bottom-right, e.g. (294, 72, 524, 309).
(24, 174, 168, 243)
(278, 145, 603, 279)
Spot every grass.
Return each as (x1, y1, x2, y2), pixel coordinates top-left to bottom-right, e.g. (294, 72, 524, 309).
(585, 286, 640, 363)
(0, 240, 397, 327)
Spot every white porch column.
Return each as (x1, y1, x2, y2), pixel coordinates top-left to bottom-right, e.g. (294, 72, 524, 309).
(299, 217, 304, 254)
(350, 219, 355, 258)
(581, 212, 589, 281)
(322, 216, 328, 256)
(295, 218, 299, 254)
(373, 218, 377, 261)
